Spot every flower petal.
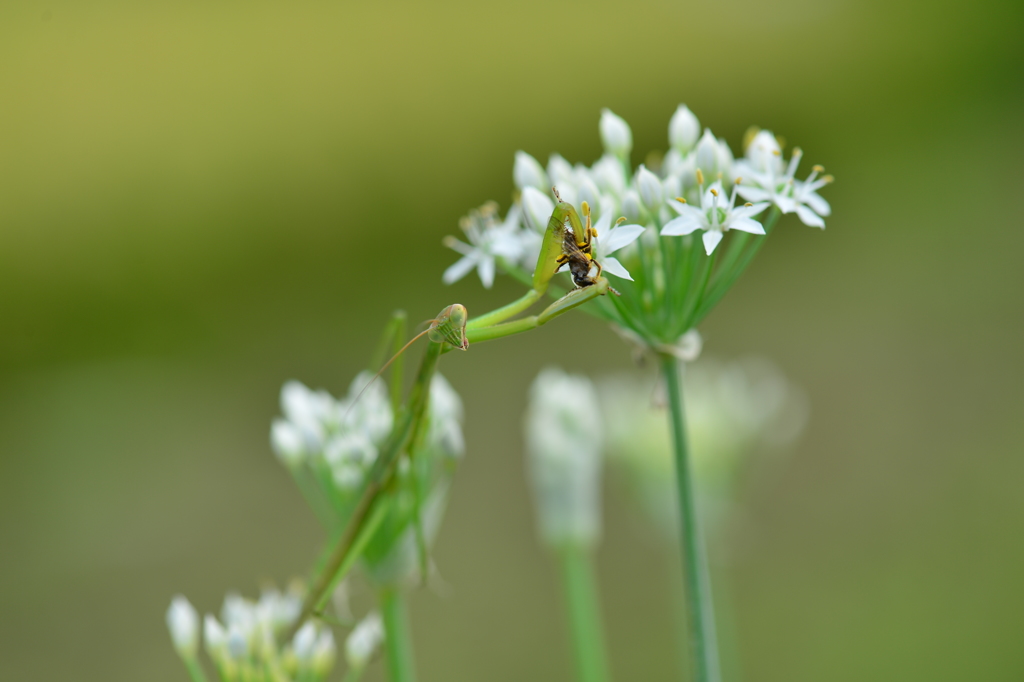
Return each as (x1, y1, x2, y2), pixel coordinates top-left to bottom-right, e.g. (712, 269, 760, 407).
(736, 186, 771, 202)
(600, 256, 633, 281)
(662, 215, 703, 236)
(478, 256, 496, 288)
(522, 187, 555, 233)
(601, 223, 645, 254)
(729, 216, 766, 234)
(733, 201, 770, 219)
(804, 192, 831, 217)
(775, 195, 797, 213)
(443, 255, 478, 285)
(795, 205, 825, 228)
(702, 230, 724, 255)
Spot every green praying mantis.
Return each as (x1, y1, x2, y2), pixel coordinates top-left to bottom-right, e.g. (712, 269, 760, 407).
(288, 189, 618, 637)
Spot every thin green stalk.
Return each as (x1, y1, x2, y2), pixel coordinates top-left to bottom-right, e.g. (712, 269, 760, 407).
(467, 289, 540, 329)
(558, 544, 611, 682)
(380, 587, 417, 682)
(660, 354, 720, 682)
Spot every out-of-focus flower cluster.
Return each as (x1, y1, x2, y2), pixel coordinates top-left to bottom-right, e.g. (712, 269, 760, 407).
(599, 358, 809, 538)
(167, 590, 384, 682)
(443, 106, 832, 291)
(270, 372, 465, 583)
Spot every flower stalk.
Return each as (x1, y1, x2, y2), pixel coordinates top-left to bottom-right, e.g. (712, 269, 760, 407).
(558, 544, 611, 682)
(661, 353, 720, 682)
(379, 587, 417, 682)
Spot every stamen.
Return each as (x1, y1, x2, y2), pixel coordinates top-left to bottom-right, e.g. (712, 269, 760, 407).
(792, 147, 803, 158)
(615, 217, 628, 225)
(824, 174, 834, 183)
(710, 188, 719, 197)
(581, 200, 591, 216)
(744, 202, 753, 207)
(813, 164, 824, 173)
(735, 177, 743, 184)
(442, 236, 459, 247)
(696, 169, 704, 185)
(675, 197, 687, 204)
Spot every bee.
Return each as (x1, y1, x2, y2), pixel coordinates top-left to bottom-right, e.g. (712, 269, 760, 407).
(550, 188, 618, 294)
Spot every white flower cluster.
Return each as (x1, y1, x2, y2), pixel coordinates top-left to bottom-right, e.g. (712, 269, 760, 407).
(444, 106, 833, 287)
(166, 588, 339, 682)
(271, 371, 464, 494)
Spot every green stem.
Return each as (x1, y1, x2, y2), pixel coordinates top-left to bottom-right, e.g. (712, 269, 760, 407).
(467, 289, 540, 329)
(380, 587, 418, 682)
(660, 354, 720, 682)
(558, 544, 612, 682)
(183, 657, 209, 682)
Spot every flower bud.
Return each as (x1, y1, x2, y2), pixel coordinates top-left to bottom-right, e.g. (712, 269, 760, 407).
(525, 368, 604, 548)
(166, 596, 199, 659)
(521, 186, 555, 233)
(746, 130, 783, 175)
(599, 109, 632, 158)
(312, 629, 337, 676)
(293, 622, 318, 664)
(695, 129, 721, 177)
(636, 165, 664, 212)
(576, 174, 602, 215)
(620, 189, 642, 223)
(270, 419, 305, 467)
(591, 154, 626, 196)
(669, 105, 700, 153)
(204, 614, 227, 655)
(514, 151, 548, 191)
(345, 612, 384, 672)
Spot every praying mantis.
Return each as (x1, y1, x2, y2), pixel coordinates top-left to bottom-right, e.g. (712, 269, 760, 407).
(288, 189, 619, 636)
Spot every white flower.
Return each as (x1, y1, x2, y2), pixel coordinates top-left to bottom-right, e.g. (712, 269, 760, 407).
(427, 373, 465, 458)
(620, 188, 641, 222)
(312, 629, 337, 676)
(521, 186, 555, 233)
(599, 108, 632, 158)
(341, 370, 394, 444)
(292, 622, 318, 663)
(525, 367, 604, 547)
(590, 154, 627, 196)
(204, 614, 227, 656)
(736, 147, 833, 228)
(635, 164, 664, 212)
(514, 151, 548, 191)
(591, 213, 645, 281)
(662, 181, 769, 255)
(280, 381, 331, 451)
(345, 611, 384, 671)
(270, 418, 305, 467)
(443, 202, 525, 288)
(669, 105, 701, 153)
(694, 129, 733, 181)
(166, 595, 199, 659)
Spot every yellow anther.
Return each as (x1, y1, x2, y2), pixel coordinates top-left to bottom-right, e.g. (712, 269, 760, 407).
(710, 188, 719, 197)
(696, 169, 705, 185)
(581, 200, 591, 216)
(744, 202, 753, 207)
(772, 149, 781, 156)
(735, 177, 743, 184)
(615, 217, 627, 226)
(824, 174, 834, 183)
(813, 165, 825, 173)
(793, 147, 803, 157)
(443, 235, 459, 247)
(675, 197, 687, 204)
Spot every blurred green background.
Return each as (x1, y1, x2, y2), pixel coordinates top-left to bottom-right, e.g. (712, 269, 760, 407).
(1, 0, 1022, 679)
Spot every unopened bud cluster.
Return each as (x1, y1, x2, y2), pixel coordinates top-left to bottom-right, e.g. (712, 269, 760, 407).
(271, 371, 465, 582)
(166, 587, 340, 682)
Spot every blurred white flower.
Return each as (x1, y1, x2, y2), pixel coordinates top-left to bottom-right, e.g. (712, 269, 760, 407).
(514, 150, 549, 191)
(600, 108, 633, 158)
(735, 142, 833, 228)
(165, 595, 199, 659)
(669, 105, 701, 153)
(345, 611, 384, 671)
(525, 368, 604, 548)
(443, 202, 525, 288)
(636, 164, 664, 212)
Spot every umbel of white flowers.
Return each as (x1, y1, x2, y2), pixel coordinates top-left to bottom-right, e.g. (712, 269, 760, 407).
(165, 586, 343, 682)
(270, 370, 465, 585)
(442, 105, 832, 289)
(524, 367, 604, 548)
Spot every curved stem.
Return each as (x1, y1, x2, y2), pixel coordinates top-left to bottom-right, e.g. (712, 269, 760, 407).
(380, 587, 417, 682)
(660, 354, 720, 682)
(558, 544, 611, 682)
